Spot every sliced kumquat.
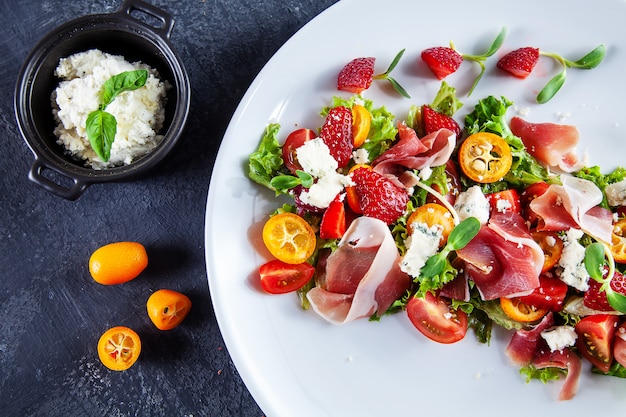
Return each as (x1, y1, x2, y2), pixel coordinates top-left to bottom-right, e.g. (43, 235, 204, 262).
(610, 218, 626, 263)
(500, 297, 548, 323)
(458, 132, 512, 183)
(531, 230, 564, 272)
(97, 326, 141, 371)
(351, 104, 371, 148)
(262, 212, 316, 264)
(406, 203, 455, 247)
(346, 164, 372, 214)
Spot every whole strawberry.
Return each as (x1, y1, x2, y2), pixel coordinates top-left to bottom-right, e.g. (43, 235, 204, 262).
(497, 47, 540, 78)
(337, 57, 375, 93)
(319, 106, 353, 168)
(350, 167, 408, 225)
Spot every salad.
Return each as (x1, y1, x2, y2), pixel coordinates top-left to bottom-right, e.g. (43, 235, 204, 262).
(246, 49, 626, 400)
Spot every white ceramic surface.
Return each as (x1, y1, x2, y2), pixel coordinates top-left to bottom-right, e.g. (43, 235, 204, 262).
(206, 1, 626, 415)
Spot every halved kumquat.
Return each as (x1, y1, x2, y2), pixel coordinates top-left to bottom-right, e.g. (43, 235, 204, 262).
(97, 326, 141, 371)
(406, 203, 455, 247)
(262, 212, 316, 264)
(351, 104, 371, 148)
(146, 289, 192, 330)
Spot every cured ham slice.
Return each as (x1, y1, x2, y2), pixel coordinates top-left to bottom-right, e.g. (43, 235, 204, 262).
(306, 217, 410, 324)
(533, 347, 582, 401)
(373, 122, 455, 173)
(509, 116, 583, 172)
(456, 212, 542, 300)
(505, 313, 554, 365)
(529, 175, 613, 243)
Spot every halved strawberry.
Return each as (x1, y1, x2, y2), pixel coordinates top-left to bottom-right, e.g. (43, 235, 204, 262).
(319, 195, 346, 239)
(421, 47, 463, 79)
(421, 105, 461, 139)
(337, 57, 375, 93)
(350, 167, 408, 225)
(497, 47, 540, 79)
(584, 269, 626, 311)
(319, 106, 353, 168)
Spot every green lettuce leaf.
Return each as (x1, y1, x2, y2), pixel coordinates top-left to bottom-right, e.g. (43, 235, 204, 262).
(575, 165, 626, 209)
(247, 123, 284, 190)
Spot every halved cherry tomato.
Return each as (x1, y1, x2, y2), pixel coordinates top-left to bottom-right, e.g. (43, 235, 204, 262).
(518, 274, 568, 311)
(351, 104, 371, 148)
(500, 297, 548, 323)
(485, 189, 521, 215)
(458, 132, 512, 183)
(406, 203, 454, 247)
(262, 212, 316, 264)
(97, 326, 141, 371)
(146, 289, 192, 331)
(346, 164, 372, 214)
(89, 241, 148, 285)
(259, 259, 315, 294)
(282, 128, 316, 174)
(319, 195, 346, 239)
(531, 231, 564, 272)
(614, 322, 626, 368)
(520, 181, 550, 226)
(575, 314, 619, 372)
(406, 292, 468, 344)
(610, 218, 626, 263)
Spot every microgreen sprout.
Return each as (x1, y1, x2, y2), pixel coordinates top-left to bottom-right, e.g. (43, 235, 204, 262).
(456, 27, 507, 97)
(373, 49, 411, 99)
(584, 241, 626, 313)
(536, 44, 606, 103)
(269, 170, 313, 194)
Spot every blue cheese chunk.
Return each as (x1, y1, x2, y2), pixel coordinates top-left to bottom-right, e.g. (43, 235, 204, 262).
(605, 179, 626, 207)
(541, 326, 577, 352)
(453, 185, 490, 225)
(296, 138, 338, 178)
(400, 221, 443, 277)
(557, 228, 589, 292)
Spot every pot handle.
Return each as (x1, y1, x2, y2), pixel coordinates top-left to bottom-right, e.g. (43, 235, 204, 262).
(118, 0, 175, 39)
(28, 158, 89, 201)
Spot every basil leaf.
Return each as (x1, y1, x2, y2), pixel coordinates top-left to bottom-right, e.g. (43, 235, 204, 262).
(101, 69, 149, 108)
(86, 110, 117, 162)
(584, 242, 606, 282)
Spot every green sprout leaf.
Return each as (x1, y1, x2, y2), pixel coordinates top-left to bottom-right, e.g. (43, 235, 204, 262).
(606, 289, 626, 314)
(459, 27, 507, 96)
(269, 170, 313, 193)
(584, 242, 606, 282)
(373, 49, 411, 98)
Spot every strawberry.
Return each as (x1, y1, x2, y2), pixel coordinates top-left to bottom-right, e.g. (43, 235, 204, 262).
(319, 195, 346, 239)
(584, 269, 626, 311)
(350, 167, 408, 225)
(421, 105, 461, 139)
(337, 57, 375, 93)
(497, 47, 540, 79)
(319, 106, 353, 168)
(421, 47, 463, 80)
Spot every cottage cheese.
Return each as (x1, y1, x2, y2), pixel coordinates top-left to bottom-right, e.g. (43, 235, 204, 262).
(52, 49, 169, 169)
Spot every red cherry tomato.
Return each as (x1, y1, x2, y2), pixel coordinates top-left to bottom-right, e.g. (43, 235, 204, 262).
(282, 128, 316, 174)
(575, 314, 619, 372)
(517, 274, 568, 311)
(614, 322, 626, 368)
(521, 181, 550, 225)
(406, 292, 468, 344)
(486, 189, 521, 215)
(259, 259, 315, 294)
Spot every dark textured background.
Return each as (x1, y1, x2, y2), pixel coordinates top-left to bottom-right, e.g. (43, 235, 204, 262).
(0, 0, 337, 415)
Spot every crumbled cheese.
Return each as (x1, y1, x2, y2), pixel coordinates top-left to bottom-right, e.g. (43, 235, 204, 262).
(352, 148, 370, 165)
(298, 171, 352, 209)
(296, 138, 338, 178)
(453, 185, 490, 225)
(52, 49, 169, 169)
(605, 179, 626, 207)
(557, 228, 589, 291)
(418, 166, 433, 181)
(400, 222, 442, 277)
(495, 198, 512, 213)
(541, 326, 577, 352)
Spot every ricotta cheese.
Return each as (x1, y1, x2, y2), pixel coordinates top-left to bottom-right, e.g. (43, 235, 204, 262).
(52, 49, 170, 169)
(453, 185, 490, 225)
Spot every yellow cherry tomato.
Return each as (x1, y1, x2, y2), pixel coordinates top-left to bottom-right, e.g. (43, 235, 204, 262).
(97, 326, 141, 371)
(89, 242, 148, 285)
(262, 212, 316, 264)
(351, 104, 371, 148)
(406, 203, 455, 247)
(146, 289, 192, 330)
(458, 132, 512, 183)
(610, 218, 626, 263)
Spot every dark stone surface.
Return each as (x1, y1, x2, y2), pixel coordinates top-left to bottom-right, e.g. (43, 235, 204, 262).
(0, 0, 337, 415)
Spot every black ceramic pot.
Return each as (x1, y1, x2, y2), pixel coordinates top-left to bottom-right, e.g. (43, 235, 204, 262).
(14, 0, 190, 200)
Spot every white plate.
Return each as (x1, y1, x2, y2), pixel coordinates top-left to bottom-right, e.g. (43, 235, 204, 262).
(205, 0, 626, 415)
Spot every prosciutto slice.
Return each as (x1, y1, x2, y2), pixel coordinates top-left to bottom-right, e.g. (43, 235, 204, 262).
(529, 175, 613, 243)
(306, 217, 410, 324)
(505, 313, 554, 365)
(373, 122, 456, 173)
(510, 116, 583, 172)
(456, 212, 542, 300)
